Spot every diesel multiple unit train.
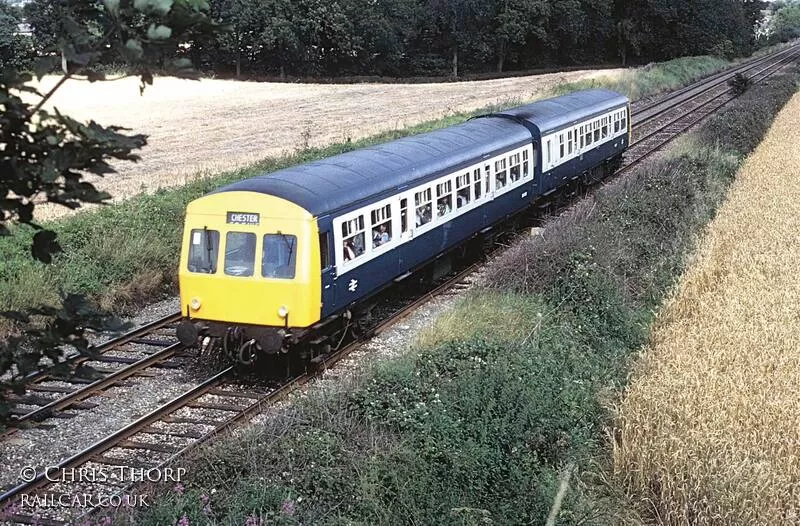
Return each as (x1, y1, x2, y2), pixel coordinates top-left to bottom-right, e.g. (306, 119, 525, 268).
(176, 88, 631, 366)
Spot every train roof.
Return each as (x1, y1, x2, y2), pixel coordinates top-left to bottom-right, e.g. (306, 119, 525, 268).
(214, 116, 530, 217)
(489, 88, 628, 135)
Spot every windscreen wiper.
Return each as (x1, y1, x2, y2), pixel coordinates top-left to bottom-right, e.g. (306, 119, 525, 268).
(204, 226, 215, 273)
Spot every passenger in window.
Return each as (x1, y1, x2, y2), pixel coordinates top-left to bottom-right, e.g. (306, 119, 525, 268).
(353, 233, 364, 255)
(373, 224, 390, 247)
(343, 240, 356, 261)
(416, 204, 432, 226)
(496, 171, 507, 188)
(457, 190, 469, 208)
(437, 198, 451, 217)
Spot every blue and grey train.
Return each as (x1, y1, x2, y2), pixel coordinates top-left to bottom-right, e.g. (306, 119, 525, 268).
(176, 88, 630, 363)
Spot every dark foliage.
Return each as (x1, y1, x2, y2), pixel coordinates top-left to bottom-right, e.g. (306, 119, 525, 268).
(729, 72, 752, 95)
(19, 0, 780, 79)
(704, 72, 799, 155)
(0, 1, 35, 71)
(0, 0, 221, 426)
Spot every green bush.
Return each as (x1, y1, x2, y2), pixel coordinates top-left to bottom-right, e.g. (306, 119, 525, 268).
(701, 74, 799, 156)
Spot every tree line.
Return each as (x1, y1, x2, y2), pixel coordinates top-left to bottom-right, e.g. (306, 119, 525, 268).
(159, 0, 773, 77)
(3, 0, 798, 79)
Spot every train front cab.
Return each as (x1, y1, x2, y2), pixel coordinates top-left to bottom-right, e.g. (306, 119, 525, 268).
(177, 191, 322, 358)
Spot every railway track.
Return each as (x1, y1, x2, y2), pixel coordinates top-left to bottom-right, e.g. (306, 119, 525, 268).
(0, 265, 481, 526)
(1, 43, 797, 525)
(622, 44, 800, 173)
(630, 43, 800, 126)
(3, 314, 185, 432)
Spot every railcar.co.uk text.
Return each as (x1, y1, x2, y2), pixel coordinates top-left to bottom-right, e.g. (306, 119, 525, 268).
(18, 492, 151, 508)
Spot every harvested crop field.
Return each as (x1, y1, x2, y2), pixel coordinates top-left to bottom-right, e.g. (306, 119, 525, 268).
(613, 91, 800, 524)
(27, 69, 621, 219)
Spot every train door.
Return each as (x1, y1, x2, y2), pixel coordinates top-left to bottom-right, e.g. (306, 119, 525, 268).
(397, 195, 411, 267)
(483, 162, 493, 200)
(319, 227, 337, 311)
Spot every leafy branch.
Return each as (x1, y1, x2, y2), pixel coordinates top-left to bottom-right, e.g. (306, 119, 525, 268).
(0, 0, 221, 425)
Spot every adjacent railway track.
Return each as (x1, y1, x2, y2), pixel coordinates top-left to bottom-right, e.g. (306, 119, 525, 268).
(0, 265, 481, 525)
(631, 43, 800, 126)
(622, 44, 800, 173)
(1, 43, 797, 525)
(4, 314, 184, 432)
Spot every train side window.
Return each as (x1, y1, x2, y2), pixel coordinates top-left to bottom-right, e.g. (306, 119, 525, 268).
(495, 158, 507, 189)
(224, 231, 256, 277)
(341, 215, 365, 262)
(559, 134, 565, 158)
(567, 131, 573, 155)
(188, 228, 219, 274)
(400, 198, 408, 233)
(436, 180, 452, 217)
(509, 152, 521, 182)
(319, 232, 330, 269)
(370, 204, 392, 248)
(585, 126, 591, 146)
(475, 167, 486, 200)
(456, 172, 471, 208)
(622, 110, 627, 130)
(522, 149, 530, 177)
(263, 233, 297, 279)
(593, 121, 600, 142)
(579, 126, 585, 149)
(602, 117, 608, 138)
(546, 140, 551, 165)
(415, 188, 433, 227)
(614, 115, 620, 133)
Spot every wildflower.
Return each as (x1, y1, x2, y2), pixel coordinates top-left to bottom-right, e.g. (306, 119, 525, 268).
(1, 502, 20, 519)
(173, 483, 185, 495)
(200, 494, 212, 516)
(244, 514, 262, 526)
(281, 499, 296, 516)
(177, 513, 190, 526)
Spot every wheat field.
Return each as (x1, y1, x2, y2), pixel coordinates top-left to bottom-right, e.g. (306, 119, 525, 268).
(24, 69, 620, 220)
(613, 91, 800, 524)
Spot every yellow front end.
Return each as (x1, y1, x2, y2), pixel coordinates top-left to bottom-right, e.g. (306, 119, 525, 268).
(178, 191, 321, 328)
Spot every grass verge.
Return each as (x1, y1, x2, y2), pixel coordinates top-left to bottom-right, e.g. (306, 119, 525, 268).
(554, 55, 729, 99)
(0, 51, 751, 326)
(121, 68, 799, 525)
(612, 86, 800, 524)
